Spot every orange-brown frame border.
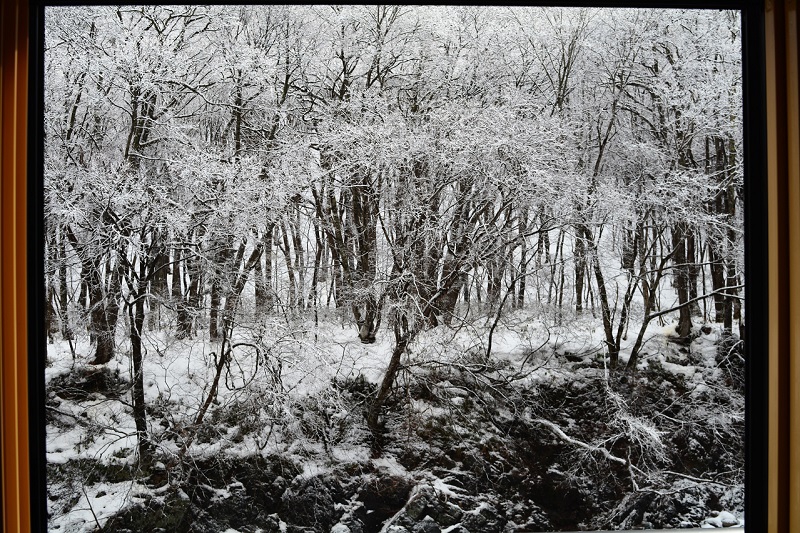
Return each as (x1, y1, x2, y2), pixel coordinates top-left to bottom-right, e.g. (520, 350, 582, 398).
(1, 0, 29, 531)
(766, 2, 798, 532)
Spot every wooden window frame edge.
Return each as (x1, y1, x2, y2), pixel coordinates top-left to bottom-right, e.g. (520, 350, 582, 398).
(765, 1, 800, 532)
(1, 0, 30, 531)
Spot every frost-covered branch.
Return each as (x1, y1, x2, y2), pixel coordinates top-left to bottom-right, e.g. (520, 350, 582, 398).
(533, 418, 627, 465)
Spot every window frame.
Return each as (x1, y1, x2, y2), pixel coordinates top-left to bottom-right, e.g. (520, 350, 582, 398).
(1, 1, 784, 531)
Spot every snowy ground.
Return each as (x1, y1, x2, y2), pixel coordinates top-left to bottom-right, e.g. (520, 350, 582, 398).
(44, 310, 745, 532)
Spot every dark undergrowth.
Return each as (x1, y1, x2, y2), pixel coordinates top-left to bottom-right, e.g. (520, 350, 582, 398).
(47, 344, 743, 532)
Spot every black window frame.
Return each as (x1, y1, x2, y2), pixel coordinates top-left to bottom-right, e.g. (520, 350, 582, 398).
(26, 2, 767, 531)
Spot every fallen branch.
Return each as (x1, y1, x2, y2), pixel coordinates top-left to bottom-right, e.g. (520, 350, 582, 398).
(663, 469, 733, 487)
(533, 418, 628, 465)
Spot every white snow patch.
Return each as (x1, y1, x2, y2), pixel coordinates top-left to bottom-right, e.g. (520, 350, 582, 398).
(431, 477, 461, 498)
(299, 461, 330, 479)
(47, 480, 153, 533)
(372, 455, 408, 476)
(331, 445, 370, 464)
(702, 510, 742, 528)
(660, 360, 697, 378)
(465, 501, 493, 515)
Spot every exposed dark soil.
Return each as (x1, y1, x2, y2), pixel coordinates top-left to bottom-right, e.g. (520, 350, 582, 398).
(65, 352, 743, 533)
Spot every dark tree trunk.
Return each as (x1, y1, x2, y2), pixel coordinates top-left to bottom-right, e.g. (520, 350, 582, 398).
(209, 279, 222, 341)
(58, 232, 74, 340)
(67, 222, 121, 363)
(264, 224, 274, 311)
(437, 270, 467, 326)
(310, 224, 324, 311)
(548, 229, 562, 305)
(44, 230, 56, 341)
(45, 284, 57, 342)
(686, 230, 701, 315)
(254, 223, 276, 316)
(129, 286, 150, 463)
(209, 234, 231, 341)
(574, 230, 586, 314)
(148, 229, 169, 330)
(171, 244, 182, 304)
(88, 252, 122, 365)
(176, 235, 203, 339)
(351, 173, 380, 342)
(291, 205, 306, 309)
(708, 244, 726, 322)
(724, 135, 740, 333)
(254, 227, 274, 316)
(723, 263, 735, 333)
(254, 252, 268, 315)
(580, 225, 619, 367)
(516, 209, 529, 309)
(280, 219, 297, 309)
(486, 256, 503, 310)
(671, 222, 693, 338)
(222, 242, 264, 333)
(615, 224, 640, 346)
(367, 315, 412, 451)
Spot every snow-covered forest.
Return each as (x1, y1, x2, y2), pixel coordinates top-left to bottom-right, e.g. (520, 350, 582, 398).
(43, 5, 745, 532)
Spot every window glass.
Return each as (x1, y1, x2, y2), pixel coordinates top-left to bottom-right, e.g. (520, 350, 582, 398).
(42, 6, 744, 531)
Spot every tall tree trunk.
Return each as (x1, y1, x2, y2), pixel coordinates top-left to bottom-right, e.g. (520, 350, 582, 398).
(87, 257, 110, 364)
(209, 279, 222, 341)
(45, 285, 56, 343)
(686, 230, 701, 315)
(264, 224, 275, 311)
(574, 230, 586, 314)
(148, 229, 169, 330)
(254, 252, 268, 316)
(254, 227, 274, 316)
(171, 243, 182, 304)
(516, 210, 528, 309)
(209, 234, 231, 341)
(44, 229, 56, 341)
(615, 224, 640, 346)
(58, 231, 74, 340)
(280, 219, 297, 309)
(176, 239, 203, 339)
(351, 174, 380, 342)
(89, 252, 122, 365)
(486, 256, 504, 311)
(254, 223, 276, 316)
(708, 244, 726, 322)
(129, 283, 150, 463)
(367, 314, 413, 452)
(723, 135, 740, 334)
(291, 205, 306, 309)
(310, 224, 324, 311)
(222, 241, 264, 332)
(671, 221, 693, 338)
(580, 225, 618, 367)
(626, 268, 663, 370)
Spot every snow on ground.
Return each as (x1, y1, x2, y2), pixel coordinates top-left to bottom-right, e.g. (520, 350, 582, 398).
(372, 455, 409, 477)
(47, 311, 733, 459)
(48, 480, 155, 532)
(702, 510, 744, 528)
(44, 309, 743, 531)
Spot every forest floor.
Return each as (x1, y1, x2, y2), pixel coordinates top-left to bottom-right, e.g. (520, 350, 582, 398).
(44, 309, 745, 532)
